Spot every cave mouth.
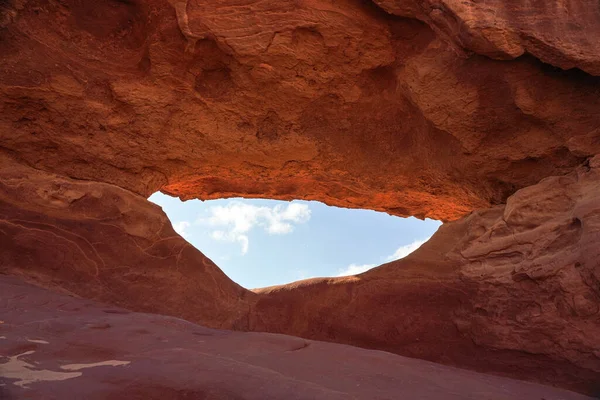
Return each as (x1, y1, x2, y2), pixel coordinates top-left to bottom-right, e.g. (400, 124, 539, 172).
(149, 192, 442, 289)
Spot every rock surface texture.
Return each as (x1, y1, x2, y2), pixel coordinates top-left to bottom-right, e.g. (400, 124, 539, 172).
(1, 0, 600, 397)
(0, 157, 251, 329)
(1, 0, 600, 220)
(2, 152, 600, 395)
(373, 0, 600, 75)
(0, 276, 593, 400)
(253, 157, 600, 394)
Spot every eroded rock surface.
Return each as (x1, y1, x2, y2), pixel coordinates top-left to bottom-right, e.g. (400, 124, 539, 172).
(2, 152, 600, 394)
(1, 0, 600, 220)
(0, 276, 593, 400)
(252, 156, 600, 394)
(374, 0, 600, 75)
(0, 156, 251, 329)
(1, 0, 600, 397)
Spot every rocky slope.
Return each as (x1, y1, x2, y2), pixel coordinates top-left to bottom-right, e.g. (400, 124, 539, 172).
(0, 156, 251, 329)
(0, 276, 593, 400)
(252, 156, 600, 394)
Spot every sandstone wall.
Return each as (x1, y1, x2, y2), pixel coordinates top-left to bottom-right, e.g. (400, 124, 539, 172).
(252, 157, 600, 393)
(0, 156, 252, 329)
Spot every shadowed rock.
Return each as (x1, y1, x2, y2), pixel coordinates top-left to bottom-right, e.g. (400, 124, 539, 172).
(0, 276, 593, 400)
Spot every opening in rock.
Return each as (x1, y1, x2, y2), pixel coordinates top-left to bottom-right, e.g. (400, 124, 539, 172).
(149, 192, 441, 289)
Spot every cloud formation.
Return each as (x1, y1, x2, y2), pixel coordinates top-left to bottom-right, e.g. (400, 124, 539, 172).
(336, 238, 429, 277)
(172, 221, 191, 238)
(198, 201, 311, 254)
(335, 263, 376, 277)
(385, 239, 428, 262)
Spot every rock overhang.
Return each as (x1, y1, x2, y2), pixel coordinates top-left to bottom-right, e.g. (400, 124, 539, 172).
(1, 0, 600, 395)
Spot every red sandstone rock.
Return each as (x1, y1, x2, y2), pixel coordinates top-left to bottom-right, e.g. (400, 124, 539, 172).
(373, 0, 600, 75)
(1, 0, 600, 396)
(1, 0, 599, 220)
(0, 156, 251, 329)
(2, 153, 600, 394)
(253, 156, 600, 394)
(0, 276, 593, 400)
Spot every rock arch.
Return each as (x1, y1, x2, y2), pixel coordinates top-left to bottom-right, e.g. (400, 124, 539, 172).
(1, 0, 600, 394)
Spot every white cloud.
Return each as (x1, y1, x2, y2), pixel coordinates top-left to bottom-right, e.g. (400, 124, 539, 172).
(336, 238, 430, 277)
(336, 263, 376, 277)
(385, 238, 428, 262)
(237, 236, 249, 254)
(172, 221, 191, 238)
(197, 201, 311, 255)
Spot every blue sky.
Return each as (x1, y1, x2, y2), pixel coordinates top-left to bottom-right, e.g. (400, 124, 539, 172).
(149, 193, 441, 289)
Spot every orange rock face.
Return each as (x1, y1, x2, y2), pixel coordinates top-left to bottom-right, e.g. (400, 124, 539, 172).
(1, 0, 600, 220)
(1, 0, 600, 396)
(373, 0, 600, 75)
